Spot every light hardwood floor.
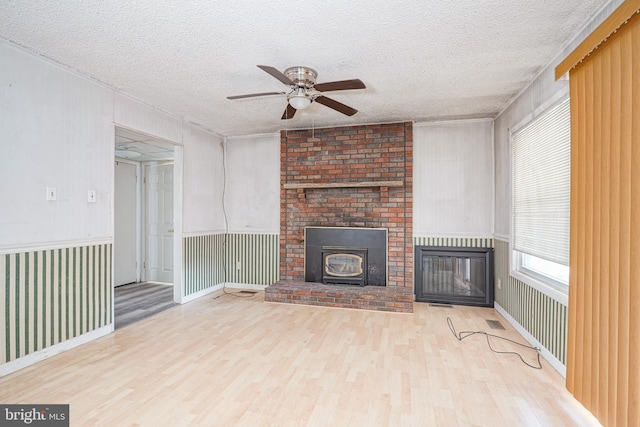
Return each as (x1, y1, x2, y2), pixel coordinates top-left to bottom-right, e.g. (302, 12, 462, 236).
(0, 291, 599, 426)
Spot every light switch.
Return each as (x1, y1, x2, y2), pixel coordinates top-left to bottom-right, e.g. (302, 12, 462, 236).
(88, 190, 97, 203)
(46, 187, 57, 201)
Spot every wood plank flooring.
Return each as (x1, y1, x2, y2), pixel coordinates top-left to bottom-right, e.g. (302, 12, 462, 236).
(114, 282, 176, 329)
(0, 292, 600, 426)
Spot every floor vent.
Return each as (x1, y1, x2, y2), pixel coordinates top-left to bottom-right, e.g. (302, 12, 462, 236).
(486, 319, 505, 330)
(429, 303, 453, 308)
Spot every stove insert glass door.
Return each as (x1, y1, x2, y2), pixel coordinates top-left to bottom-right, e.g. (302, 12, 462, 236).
(325, 253, 363, 277)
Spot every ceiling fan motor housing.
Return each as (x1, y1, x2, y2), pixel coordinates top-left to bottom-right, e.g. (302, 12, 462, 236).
(284, 66, 318, 88)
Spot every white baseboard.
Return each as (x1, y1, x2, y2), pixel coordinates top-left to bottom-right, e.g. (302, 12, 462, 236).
(223, 282, 267, 291)
(181, 283, 225, 303)
(494, 302, 567, 377)
(0, 325, 113, 377)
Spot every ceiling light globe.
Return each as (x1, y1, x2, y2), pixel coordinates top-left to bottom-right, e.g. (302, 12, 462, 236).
(289, 96, 311, 110)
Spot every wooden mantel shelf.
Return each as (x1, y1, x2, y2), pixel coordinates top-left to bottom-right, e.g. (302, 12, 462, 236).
(282, 180, 404, 190)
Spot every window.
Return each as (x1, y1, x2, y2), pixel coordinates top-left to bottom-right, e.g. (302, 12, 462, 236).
(517, 252, 569, 287)
(512, 98, 571, 291)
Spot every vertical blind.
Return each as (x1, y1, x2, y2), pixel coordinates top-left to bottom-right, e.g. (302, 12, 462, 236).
(561, 4, 640, 426)
(512, 98, 571, 266)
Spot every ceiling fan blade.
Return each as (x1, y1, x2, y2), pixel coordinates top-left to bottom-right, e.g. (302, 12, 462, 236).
(227, 91, 286, 100)
(313, 79, 366, 92)
(281, 104, 297, 120)
(257, 65, 294, 86)
(314, 96, 358, 116)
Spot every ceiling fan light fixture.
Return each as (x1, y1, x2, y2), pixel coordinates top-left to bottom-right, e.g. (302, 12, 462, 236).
(288, 88, 312, 110)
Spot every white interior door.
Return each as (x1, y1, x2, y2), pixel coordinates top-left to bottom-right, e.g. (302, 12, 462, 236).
(146, 163, 174, 283)
(114, 161, 138, 286)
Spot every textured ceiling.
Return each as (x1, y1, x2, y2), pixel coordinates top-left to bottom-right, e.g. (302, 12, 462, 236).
(1, 0, 609, 137)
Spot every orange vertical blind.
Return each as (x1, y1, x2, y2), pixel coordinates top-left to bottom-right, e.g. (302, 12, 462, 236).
(558, 2, 640, 426)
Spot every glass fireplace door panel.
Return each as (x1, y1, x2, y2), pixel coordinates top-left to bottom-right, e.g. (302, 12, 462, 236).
(452, 257, 486, 297)
(422, 256, 455, 295)
(422, 256, 486, 298)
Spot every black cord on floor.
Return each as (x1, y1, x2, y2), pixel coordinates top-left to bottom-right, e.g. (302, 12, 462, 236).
(446, 317, 542, 369)
(221, 287, 255, 297)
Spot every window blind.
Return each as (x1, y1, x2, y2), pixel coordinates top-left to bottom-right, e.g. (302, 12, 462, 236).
(512, 98, 571, 266)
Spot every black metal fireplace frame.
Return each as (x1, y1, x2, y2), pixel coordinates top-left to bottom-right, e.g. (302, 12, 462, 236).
(304, 227, 387, 287)
(414, 246, 494, 307)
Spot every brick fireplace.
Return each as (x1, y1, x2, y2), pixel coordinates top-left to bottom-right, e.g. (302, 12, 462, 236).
(265, 122, 413, 313)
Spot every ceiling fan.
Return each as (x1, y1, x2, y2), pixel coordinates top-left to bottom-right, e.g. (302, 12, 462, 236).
(227, 65, 366, 120)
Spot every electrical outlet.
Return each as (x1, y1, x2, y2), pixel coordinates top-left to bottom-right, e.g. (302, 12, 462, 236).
(236, 261, 241, 270)
(497, 278, 502, 290)
(46, 187, 57, 201)
(88, 190, 97, 203)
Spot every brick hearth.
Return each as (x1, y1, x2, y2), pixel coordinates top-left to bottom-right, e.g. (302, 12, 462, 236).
(265, 121, 414, 313)
(265, 281, 413, 313)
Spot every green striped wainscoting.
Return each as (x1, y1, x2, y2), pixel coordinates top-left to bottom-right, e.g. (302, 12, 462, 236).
(494, 239, 567, 365)
(224, 233, 279, 286)
(1, 244, 112, 365)
(413, 236, 494, 248)
(183, 233, 279, 296)
(183, 234, 225, 296)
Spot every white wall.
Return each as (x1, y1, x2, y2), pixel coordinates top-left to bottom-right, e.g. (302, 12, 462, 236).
(413, 120, 494, 237)
(0, 40, 114, 249)
(224, 133, 280, 233)
(182, 126, 225, 234)
(0, 38, 223, 250)
(222, 123, 495, 237)
(114, 93, 183, 143)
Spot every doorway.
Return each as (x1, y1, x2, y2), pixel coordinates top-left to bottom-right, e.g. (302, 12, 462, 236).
(113, 127, 181, 327)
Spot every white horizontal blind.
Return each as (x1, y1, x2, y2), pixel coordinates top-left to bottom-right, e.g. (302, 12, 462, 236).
(512, 98, 571, 266)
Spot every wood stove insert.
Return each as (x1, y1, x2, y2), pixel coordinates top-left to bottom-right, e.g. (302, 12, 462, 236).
(321, 246, 368, 286)
(305, 227, 387, 287)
